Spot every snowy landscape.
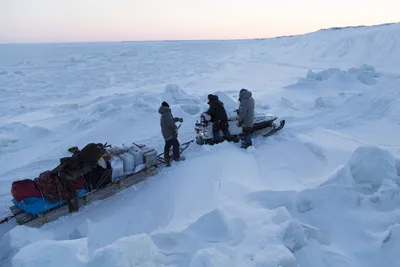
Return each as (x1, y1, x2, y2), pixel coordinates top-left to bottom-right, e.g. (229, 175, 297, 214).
(1, 22, 400, 267)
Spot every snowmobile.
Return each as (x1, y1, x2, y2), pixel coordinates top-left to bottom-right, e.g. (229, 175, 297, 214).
(3, 140, 193, 228)
(194, 110, 285, 145)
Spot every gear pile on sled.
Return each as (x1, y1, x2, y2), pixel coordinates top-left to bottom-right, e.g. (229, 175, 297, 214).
(7, 141, 192, 227)
(194, 110, 285, 145)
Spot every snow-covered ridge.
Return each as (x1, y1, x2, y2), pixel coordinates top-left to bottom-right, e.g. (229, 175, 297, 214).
(318, 22, 399, 32)
(254, 22, 400, 72)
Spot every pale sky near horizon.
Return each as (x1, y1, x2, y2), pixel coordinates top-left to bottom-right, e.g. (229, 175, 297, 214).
(0, 0, 399, 43)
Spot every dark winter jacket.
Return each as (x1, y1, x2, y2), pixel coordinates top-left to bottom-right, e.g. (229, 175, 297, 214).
(238, 90, 255, 128)
(158, 106, 179, 140)
(206, 95, 228, 122)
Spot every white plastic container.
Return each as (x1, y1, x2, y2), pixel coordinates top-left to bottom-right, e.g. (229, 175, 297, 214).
(110, 155, 124, 181)
(128, 147, 144, 166)
(119, 152, 136, 173)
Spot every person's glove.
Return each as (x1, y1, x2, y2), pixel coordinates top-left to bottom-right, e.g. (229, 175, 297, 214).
(178, 118, 183, 123)
(237, 120, 243, 127)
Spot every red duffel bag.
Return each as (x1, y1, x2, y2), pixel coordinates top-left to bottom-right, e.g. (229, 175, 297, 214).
(72, 176, 85, 190)
(11, 179, 42, 202)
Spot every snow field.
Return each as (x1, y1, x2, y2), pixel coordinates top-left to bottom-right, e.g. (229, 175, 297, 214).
(1, 23, 400, 266)
(3, 144, 399, 267)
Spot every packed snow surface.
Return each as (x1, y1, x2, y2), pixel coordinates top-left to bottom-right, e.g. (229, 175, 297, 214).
(1, 23, 400, 267)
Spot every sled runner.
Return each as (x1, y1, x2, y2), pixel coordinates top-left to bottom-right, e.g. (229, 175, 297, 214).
(6, 141, 193, 228)
(194, 111, 285, 145)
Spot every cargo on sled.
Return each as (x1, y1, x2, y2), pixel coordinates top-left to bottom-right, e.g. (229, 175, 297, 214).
(6, 140, 193, 228)
(194, 110, 285, 145)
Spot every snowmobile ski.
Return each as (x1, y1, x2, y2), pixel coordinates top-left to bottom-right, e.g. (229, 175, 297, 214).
(262, 119, 285, 137)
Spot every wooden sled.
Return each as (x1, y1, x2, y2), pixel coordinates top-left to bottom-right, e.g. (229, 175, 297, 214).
(8, 140, 193, 228)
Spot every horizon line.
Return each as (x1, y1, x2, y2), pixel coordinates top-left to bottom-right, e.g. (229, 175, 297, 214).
(0, 21, 398, 45)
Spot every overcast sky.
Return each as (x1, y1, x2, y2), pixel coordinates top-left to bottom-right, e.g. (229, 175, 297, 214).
(0, 0, 399, 43)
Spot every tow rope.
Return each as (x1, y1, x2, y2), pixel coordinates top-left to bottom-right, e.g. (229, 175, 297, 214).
(0, 214, 16, 224)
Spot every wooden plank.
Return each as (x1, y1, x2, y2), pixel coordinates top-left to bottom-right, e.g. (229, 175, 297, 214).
(81, 167, 157, 204)
(15, 210, 35, 225)
(10, 205, 22, 216)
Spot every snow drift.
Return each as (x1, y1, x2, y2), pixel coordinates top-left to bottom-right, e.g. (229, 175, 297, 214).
(304, 64, 380, 85)
(247, 145, 400, 267)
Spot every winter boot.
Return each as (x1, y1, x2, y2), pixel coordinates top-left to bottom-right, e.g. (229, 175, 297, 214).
(67, 197, 80, 212)
(241, 132, 253, 149)
(174, 156, 185, 162)
(241, 139, 252, 149)
(164, 155, 171, 167)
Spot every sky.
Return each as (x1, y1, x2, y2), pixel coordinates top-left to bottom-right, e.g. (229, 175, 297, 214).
(0, 0, 399, 43)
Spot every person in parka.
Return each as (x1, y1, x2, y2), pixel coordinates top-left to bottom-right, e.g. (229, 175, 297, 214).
(158, 101, 184, 166)
(237, 88, 255, 148)
(206, 94, 231, 142)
